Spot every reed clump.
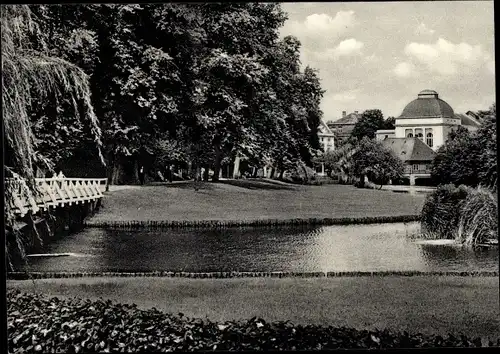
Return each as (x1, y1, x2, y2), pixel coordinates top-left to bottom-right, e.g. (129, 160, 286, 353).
(421, 184, 498, 246)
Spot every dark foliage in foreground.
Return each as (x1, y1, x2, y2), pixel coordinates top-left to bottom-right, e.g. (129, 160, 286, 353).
(7, 291, 499, 352)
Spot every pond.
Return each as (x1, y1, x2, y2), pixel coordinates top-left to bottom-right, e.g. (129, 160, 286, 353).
(23, 222, 498, 273)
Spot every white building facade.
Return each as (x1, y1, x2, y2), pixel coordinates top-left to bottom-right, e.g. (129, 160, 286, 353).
(317, 120, 336, 176)
(318, 120, 336, 153)
(376, 89, 480, 151)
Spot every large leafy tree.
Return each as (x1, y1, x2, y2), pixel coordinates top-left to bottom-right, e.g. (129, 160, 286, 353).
(350, 137, 405, 188)
(191, 3, 290, 181)
(349, 109, 387, 142)
(431, 104, 496, 188)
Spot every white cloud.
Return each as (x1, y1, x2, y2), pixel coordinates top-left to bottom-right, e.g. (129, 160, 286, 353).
(332, 38, 364, 58)
(280, 10, 356, 46)
(404, 38, 492, 76)
(394, 62, 418, 78)
(303, 11, 356, 34)
(306, 38, 364, 61)
(414, 23, 435, 36)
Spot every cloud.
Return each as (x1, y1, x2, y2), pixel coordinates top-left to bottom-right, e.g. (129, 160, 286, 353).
(280, 10, 356, 46)
(303, 11, 355, 34)
(414, 23, 435, 36)
(404, 38, 492, 76)
(305, 38, 364, 61)
(394, 62, 418, 78)
(333, 38, 364, 57)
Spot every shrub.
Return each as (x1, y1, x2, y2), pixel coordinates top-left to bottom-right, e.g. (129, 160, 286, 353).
(421, 184, 498, 244)
(457, 186, 498, 246)
(420, 184, 469, 239)
(283, 164, 317, 185)
(7, 291, 498, 351)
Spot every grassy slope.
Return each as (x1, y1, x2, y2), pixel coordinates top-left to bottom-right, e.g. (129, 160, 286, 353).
(89, 180, 425, 223)
(8, 276, 499, 340)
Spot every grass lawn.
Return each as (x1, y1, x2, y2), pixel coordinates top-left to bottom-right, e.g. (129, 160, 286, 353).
(89, 179, 425, 223)
(8, 276, 499, 340)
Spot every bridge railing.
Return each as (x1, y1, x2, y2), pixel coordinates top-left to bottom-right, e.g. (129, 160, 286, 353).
(6, 177, 108, 217)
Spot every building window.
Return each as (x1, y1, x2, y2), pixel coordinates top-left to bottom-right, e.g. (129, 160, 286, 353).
(415, 128, 423, 141)
(426, 132, 433, 147)
(405, 129, 413, 138)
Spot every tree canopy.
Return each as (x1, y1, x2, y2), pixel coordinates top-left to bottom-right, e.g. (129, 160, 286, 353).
(431, 104, 496, 189)
(24, 4, 323, 184)
(349, 109, 391, 142)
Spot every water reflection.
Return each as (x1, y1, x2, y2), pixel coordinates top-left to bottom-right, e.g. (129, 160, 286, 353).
(24, 222, 498, 273)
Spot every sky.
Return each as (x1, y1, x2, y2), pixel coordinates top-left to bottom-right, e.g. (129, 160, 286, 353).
(279, 1, 495, 122)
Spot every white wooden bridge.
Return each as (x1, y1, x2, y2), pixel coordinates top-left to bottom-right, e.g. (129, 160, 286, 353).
(8, 177, 108, 217)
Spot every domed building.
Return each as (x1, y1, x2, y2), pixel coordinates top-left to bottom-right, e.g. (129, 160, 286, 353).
(375, 90, 481, 185)
(376, 89, 481, 151)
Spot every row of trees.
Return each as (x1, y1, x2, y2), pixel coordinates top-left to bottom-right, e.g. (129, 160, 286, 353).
(20, 3, 324, 185)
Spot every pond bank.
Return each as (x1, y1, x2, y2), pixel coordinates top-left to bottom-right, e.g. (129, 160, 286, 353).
(85, 214, 421, 229)
(8, 270, 500, 280)
(8, 276, 499, 340)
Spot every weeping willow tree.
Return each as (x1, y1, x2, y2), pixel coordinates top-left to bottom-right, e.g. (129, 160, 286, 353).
(2, 5, 103, 269)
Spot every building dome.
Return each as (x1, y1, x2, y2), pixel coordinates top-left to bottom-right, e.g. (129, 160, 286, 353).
(399, 90, 455, 118)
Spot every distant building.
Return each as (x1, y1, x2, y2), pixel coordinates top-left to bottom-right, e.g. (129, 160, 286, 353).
(316, 120, 336, 176)
(376, 89, 481, 151)
(326, 110, 362, 144)
(381, 137, 436, 186)
(318, 120, 335, 153)
(376, 89, 482, 185)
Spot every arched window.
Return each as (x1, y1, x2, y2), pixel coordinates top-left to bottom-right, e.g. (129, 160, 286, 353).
(426, 132, 433, 147)
(415, 128, 423, 140)
(405, 129, 413, 138)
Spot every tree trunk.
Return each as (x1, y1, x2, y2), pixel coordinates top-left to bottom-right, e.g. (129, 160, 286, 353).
(270, 167, 275, 179)
(111, 161, 126, 185)
(212, 145, 222, 182)
(301, 163, 309, 182)
(196, 165, 201, 181)
(279, 169, 285, 180)
(253, 167, 258, 178)
(358, 174, 365, 188)
(187, 161, 193, 180)
(203, 164, 209, 181)
(133, 159, 140, 185)
(232, 155, 240, 179)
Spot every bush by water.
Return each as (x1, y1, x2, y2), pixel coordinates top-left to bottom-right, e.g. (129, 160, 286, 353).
(421, 184, 498, 245)
(7, 290, 499, 352)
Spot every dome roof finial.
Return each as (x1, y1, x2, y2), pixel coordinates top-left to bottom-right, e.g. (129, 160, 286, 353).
(418, 89, 439, 98)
